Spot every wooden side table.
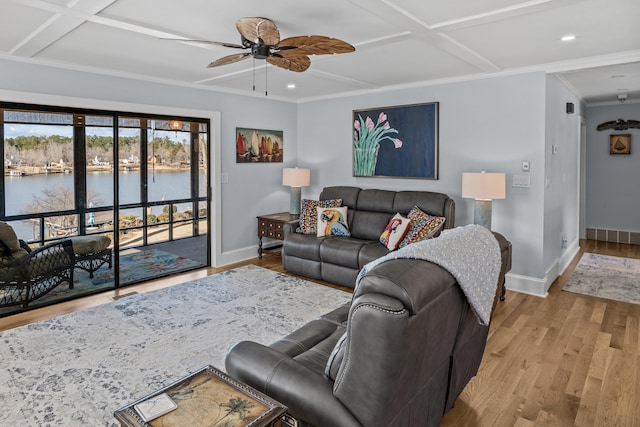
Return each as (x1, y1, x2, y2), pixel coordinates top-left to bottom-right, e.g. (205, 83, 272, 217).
(114, 365, 287, 427)
(257, 212, 299, 258)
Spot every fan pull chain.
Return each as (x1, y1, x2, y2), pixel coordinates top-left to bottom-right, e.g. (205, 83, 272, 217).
(252, 57, 256, 92)
(265, 64, 268, 97)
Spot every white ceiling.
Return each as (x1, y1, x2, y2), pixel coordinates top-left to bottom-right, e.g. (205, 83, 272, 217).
(2, 0, 640, 104)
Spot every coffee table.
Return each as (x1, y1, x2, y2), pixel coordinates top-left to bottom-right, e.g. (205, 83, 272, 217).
(114, 365, 287, 427)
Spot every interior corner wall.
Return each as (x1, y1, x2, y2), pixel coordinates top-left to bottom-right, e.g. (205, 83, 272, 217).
(585, 102, 640, 233)
(297, 73, 550, 287)
(0, 59, 298, 264)
(543, 75, 582, 287)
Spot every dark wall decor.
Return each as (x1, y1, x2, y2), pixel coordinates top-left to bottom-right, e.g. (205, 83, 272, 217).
(352, 102, 439, 179)
(597, 119, 640, 131)
(610, 134, 631, 154)
(236, 127, 283, 163)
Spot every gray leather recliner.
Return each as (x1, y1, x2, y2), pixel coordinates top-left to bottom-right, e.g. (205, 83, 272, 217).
(226, 253, 506, 427)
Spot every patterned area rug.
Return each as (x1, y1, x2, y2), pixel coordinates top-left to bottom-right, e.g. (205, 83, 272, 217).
(562, 253, 640, 304)
(0, 265, 352, 426)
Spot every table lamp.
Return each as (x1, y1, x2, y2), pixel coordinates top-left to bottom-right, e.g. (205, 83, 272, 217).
(462, 171, 506, 229)
(282, 167, 310, 215)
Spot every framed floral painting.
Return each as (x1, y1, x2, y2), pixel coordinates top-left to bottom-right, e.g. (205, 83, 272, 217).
(352, 102, 439, 179)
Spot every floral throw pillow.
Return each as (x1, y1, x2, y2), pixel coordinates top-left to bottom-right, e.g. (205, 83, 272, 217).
(379, 213, 412, 250)
(398, 206, 446, 248)
(317, 207, 351, 237)
(297, 199, 342, 234)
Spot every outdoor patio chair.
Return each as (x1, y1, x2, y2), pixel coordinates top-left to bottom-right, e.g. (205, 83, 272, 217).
(0, 221, 75, 309)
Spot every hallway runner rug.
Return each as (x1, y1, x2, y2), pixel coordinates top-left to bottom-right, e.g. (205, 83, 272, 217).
(0, 265, 352, 426)
(562, 253, 640, 305)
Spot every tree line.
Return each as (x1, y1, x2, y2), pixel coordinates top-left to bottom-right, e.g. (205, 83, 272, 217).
(4, 134, 190, 167)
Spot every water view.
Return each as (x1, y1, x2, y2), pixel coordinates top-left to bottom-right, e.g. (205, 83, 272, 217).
(4, 170, 206, 238)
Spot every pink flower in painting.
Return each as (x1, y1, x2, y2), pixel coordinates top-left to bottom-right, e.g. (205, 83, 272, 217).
(383, 122, 390, 130)
(354, 120, 360, 130)
(365, 116, 375, 131)
(393, 139, 403, 148)
(378, 112, 387, 123)
(354, 130, 358, 139)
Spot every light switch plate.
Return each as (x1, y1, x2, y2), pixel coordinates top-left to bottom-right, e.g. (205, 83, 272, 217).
(513, 175, 531, 188)
(522, 160, 530, 172)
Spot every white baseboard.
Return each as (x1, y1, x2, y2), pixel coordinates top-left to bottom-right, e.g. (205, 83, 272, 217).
(505, 273, 549, 298)
(215, 243, 282, 267)
(505, 238, 580, 298)
(560, 239, 580, 275)
(215, 246, 257, 267)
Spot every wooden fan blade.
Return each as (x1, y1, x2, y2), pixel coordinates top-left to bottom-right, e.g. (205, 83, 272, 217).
(277, 36, 355, 55)
(266, 55, 311, 72)
(161, 38, 244, 49)
(207, 53, 251, 68)
(236, 17, 280, 46)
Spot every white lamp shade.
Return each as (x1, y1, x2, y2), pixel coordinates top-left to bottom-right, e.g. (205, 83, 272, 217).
(462, 172, 506, 200)
(282, 167, 310, 187)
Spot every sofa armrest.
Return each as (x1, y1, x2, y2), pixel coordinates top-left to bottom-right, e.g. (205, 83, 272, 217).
(283, 220, 297, 237)
(225, 341, 361, 427)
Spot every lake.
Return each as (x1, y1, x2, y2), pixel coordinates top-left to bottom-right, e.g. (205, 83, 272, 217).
(4, 170, 207, 238)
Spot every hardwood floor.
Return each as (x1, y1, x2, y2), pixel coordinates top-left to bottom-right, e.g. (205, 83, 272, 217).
(441, 240, 640, 427)
(1, 240, 638, 426)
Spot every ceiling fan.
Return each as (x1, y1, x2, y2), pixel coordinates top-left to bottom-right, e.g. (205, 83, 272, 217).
(172, 17, 355, 72)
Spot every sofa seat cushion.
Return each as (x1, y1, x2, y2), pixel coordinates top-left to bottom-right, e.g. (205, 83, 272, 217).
(283, 232, 325, 261)
(358, 242, 391, 267)
(269, 317, 347, 377)
(319, 303, 350, 325)
(293, 325, 346, 376)
(320, 237, 372, 268)
(271, 319, 344, 357)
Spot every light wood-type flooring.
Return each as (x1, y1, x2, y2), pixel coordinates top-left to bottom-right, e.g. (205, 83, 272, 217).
(1, 240, 639, 426)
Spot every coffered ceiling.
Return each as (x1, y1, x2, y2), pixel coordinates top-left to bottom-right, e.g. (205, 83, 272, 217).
(2, 0, 640, 103)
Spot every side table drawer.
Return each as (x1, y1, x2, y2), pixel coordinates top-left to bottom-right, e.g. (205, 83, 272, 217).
(257, 212, 299, 258)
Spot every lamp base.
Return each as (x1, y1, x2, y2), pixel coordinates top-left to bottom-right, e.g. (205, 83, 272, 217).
(289, 187, 302, 215)
(474, 199, 493, 229)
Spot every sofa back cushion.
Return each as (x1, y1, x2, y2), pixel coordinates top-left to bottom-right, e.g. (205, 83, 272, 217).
(319, 187, 455, 241)
(393, 191, 453, 228)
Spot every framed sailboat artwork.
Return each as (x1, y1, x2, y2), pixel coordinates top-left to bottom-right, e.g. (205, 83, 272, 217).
(236, 127, 284, 163)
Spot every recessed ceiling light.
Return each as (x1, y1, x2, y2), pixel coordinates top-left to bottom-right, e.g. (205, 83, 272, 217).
(561, 35, 576, 41)
(287, 83, 296, 89)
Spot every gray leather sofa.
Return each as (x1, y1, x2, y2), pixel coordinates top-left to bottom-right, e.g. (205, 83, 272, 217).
(282, 186, 456, 288)
(226, 252, 507, 427)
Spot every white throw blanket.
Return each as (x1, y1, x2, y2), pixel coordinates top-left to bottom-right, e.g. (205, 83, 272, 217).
(356, 224, 501, 325)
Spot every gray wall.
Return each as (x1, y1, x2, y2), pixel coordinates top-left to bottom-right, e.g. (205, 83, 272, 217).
(543, 75, 582, 277)
(1, 59, 584, 294)
(297, 72, 581, 289)
(585, 102, 640, 233)
(0, 59, 297, 261)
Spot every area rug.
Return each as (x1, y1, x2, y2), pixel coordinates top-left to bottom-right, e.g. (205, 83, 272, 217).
(562, 253, 640, 304)
(0, 265, 352, 426)
(0, 248, 204, 317)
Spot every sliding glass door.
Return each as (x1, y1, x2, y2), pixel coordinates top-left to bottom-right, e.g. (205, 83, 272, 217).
(1, 102, 210, 313)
